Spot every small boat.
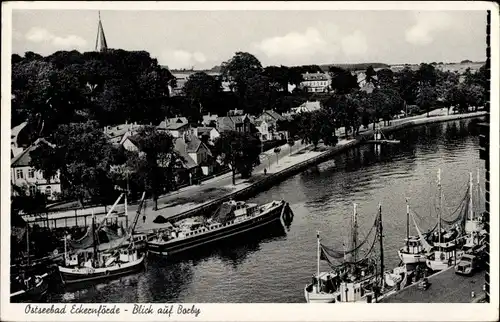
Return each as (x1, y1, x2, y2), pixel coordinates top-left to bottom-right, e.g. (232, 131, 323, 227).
(147, 200, 288, 256)
(425, 169, 465, 271)
(365, 128, 400, 145)
(10, 273, 49, 303)
(304, 203, 385, 303)
(58, 194, 147, 285)
(397, 201, 433, 264)
(58, 248, 145, 284)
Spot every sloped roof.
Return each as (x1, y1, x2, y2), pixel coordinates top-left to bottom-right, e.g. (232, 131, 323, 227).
(11, 138, 54, 167)
(217, 115, 251, 132)
(259, 110, 287, 122)
(202, 114, 218, 125)
(174, 138, 198, 169)
(11, 122, 27, 145)
(158, 117, 189, 130)
(302, 72, 331, 81)
(104, 123, 142, 139)
(196, 127, 216, 136)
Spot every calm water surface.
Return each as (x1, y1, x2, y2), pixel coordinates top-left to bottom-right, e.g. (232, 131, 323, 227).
(48, 118, 485, 303)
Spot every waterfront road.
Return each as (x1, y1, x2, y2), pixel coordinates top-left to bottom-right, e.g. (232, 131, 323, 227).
(381, 267, 486, 303)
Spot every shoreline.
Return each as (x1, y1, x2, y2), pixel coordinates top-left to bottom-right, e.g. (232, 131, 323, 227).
(142, 110, 487, 230)
(22, 111, 487, 232)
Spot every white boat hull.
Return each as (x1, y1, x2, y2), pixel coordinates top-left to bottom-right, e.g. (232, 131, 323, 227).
(58, 255, 145, 284)
(398, 249, 427, 264)
(304, 284, 336, 303)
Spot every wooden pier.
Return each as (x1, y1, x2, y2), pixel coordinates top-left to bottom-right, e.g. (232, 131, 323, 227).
(380, 267, 486, 303)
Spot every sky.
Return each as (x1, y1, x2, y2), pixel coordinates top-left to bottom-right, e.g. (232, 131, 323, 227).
(11, 10, 487, 69)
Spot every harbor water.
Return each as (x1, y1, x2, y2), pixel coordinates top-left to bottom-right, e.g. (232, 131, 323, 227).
(46, 118, 485, 303)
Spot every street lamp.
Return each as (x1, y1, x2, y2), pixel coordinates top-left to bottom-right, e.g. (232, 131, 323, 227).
(274, 147, 281, 165)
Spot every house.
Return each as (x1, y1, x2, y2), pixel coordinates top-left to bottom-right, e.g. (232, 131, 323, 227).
(158, 117, 190, 138)
(11, 138, 61, 200)
(122, 133, 214, 177)
(300, 72, 332, 93)
(174, 134, 214, 176)
(191, 127, 220, 145)
(104, 122, 143, 145)
(201, 113, 218, 127)
(216, 111, 254, 134)
(255, 110, 289, 141)
(284, 101, 322, 116)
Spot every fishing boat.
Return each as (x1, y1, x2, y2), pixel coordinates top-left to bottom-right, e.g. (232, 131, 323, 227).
(147, 200, 289, 256)
(10, 273, 49, 303)
(463, 171, 486, 249)
(10, 223, 51, 302)
(58, 194, 147, 284)
(67, 193, 147, 254)
(397, 201, 434, 264)
(365, 128, 400, 145)
(425, 169, 466, 271)
(304, 203, 385, 303)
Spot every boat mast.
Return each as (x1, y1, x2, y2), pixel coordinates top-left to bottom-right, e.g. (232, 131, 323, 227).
(476, 169, 480, 216)
(353, 203, 358, 263)
(406, 199, 410, 250)
(125, 172, 129, 229)
(26, 222, 30, 267)
(438, 169, 442, 249)
(378, 203, 384, 289)
(92, 211, 97, 264)
(316, 231, 320, 294)
(469, 172, 474, 221)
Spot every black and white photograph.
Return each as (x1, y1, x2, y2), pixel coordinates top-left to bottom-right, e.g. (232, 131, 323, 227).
(1, 1, 498, 321)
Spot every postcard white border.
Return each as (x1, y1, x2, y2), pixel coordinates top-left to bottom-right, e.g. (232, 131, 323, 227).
(2, 1, 499, 321)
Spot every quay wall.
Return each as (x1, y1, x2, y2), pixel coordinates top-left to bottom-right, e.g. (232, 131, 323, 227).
(162, 111, 487, 225)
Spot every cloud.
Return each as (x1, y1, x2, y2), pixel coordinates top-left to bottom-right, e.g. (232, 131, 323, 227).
(159, 49, 208, 69)
(341, 30, 368, 56)
(253, 24, 368, 65)
(405, 12, 454, 46)
(25, 27, 87, 49)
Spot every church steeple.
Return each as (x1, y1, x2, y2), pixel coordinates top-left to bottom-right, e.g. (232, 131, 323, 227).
(95, 11, 108, 52)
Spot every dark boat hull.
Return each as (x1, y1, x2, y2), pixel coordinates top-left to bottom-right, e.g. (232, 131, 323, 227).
(10, 279, 49, 303)
(148, 201, 286, 256)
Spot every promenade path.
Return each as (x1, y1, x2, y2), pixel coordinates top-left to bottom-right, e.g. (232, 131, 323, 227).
(381, 266, 486, 303)
(24, 109, 486, 232)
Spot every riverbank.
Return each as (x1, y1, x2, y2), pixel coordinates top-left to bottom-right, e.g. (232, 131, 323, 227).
(24, 110, 486, 232)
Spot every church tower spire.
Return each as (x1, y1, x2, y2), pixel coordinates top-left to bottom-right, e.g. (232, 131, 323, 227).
(95, 11, 108, 52)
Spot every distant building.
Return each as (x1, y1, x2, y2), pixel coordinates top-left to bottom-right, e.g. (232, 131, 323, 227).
(300, 72, 331, 93)
(255, 110, 288, 141)
(95, 11, 108, 52)
(216, 113, 254, 134)
(191, 127, 220, 145)
(284, 101, 322, 116)
(158, 117, 190, 138)
(10, 138, 61, 200)
(104, 122, 143, 145)
(201, 113, 218, 127)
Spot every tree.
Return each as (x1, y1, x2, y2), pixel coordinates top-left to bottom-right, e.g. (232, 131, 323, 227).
(365, 66, 377, 86)
(376, 69, 395, 89)
(329, 66, 359, 95)
(264, 65, 290, 93)
(183, 72, 223, 119)
(213, 131, 261, 184)
(29, 121, 116, 207)
(395, 66, 418, 105)
(416, 85, 437, 117)
(128, 126, 177, 210)
(220, 52, 263, 108)
(287, 137, 295, 155)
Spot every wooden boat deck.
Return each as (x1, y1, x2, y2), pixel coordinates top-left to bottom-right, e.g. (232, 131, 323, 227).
(380, 266, 486, 303)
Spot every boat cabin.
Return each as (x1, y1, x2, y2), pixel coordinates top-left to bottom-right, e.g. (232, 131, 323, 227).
(403, 237, 426, 254)
(338, 281, 373, 303)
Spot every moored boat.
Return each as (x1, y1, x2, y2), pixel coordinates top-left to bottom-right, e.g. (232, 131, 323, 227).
(10, 273, 49, 303)
(58, 193, 147, 285)
(147, 199, 288, 256)
(365, 128, 400, 145)
(304, 203, 385, 303)
(397, 201, 433, 264)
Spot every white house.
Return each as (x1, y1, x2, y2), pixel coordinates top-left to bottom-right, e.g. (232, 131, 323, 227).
(284, 101, 322, 116)
(104, 122, 143, 145)
(11, 138, 61, 200)
(255, 110, 288, 141)
(300, 72, 331, 93)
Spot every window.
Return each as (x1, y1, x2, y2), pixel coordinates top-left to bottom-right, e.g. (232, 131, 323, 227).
(29, 185, 37, 196)
(28, 168, 35, 178)
(16, 169, 23, 179)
